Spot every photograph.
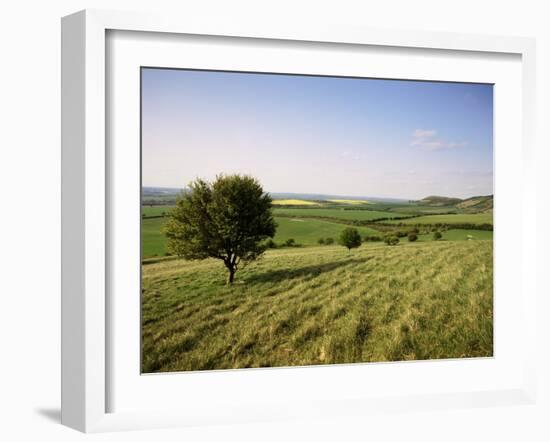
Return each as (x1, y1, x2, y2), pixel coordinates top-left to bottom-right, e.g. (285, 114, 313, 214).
(140, 67, 494, 373)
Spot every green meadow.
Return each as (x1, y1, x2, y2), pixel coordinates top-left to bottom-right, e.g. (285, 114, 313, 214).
(142, 241, 493, 372)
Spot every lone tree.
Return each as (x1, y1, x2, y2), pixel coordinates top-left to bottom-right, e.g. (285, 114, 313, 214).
(163, 174, 276, 284)
(338, 227, 362, 253)
(433, 231, 442, 241)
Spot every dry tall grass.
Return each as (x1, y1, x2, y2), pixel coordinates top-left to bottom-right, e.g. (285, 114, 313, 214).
(141, 241, 493, 372)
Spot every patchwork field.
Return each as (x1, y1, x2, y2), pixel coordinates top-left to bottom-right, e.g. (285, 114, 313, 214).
(274, 207, 408, 221)
(141, 200, 493, 258)
(327, 199, 371, 205)
(271, 199, 320, 206)
(386, 213, 493, 225)
(142, 240, 493, 372)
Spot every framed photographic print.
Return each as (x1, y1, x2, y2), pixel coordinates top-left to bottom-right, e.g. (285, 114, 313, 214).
(61, 9, 537, 432)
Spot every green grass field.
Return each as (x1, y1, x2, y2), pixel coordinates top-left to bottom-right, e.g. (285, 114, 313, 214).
(142, 218, 168, 257)
(142, 206, 175, 217)
(273, 217, 380, 245)
(142, 216, 383, 257)
(415, 229, 493, 242)
(274, 207, 408, 221)
(142, 240, 493, 372)
(386, 213, 493, 225)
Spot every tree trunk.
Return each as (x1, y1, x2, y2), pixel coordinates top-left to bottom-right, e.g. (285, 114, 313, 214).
(227, 267, 236, 284)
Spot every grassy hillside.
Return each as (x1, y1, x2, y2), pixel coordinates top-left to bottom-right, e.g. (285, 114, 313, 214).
(456, 195, 493, 213)
(418, 195, 462, 206)
(142, 240, 493, 372)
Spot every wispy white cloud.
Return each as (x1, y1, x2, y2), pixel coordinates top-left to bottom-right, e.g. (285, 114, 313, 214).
(411, 129, 466, 151)
(413, 129, 436, 138)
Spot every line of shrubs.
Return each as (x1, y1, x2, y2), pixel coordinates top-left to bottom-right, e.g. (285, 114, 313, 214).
(363, 227, 443, 246)
(376, 221, 493, 231)
(265, 238, 303, 249)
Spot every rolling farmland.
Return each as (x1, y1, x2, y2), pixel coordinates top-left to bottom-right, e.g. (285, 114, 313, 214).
(140, 191, 493, 372)
(273, 207, 408, 221)
(141, 196, 493, 258)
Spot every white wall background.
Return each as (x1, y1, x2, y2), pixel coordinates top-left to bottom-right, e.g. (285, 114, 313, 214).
(0, 1, 548, 440)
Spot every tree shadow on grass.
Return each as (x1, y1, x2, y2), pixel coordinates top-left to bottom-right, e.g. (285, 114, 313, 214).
(245, 257, 372, 285)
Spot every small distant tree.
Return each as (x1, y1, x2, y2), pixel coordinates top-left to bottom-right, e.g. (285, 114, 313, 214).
(285, 238, 296, 247)
(325, 237, 335, 245)
(384, 234, 399, 246)
(408, 232, 418, 242)
(433, 231, 442, 241)
(338, 227, 362, 253)
(318, 238, 325, 245)
(163, 174, 276, 284)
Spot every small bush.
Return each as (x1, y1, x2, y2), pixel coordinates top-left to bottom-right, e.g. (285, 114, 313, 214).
(318, 238, 325, 245)
(408, 233, 418, 242)
(285, 238, 296, 247)
(325, 237, 335, 245)
(433, 231, 443, 241)
(265, 239, 277, 249)
(384, 234, 399, 246)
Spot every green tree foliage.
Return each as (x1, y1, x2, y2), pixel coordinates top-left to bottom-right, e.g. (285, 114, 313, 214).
(384, 234, 399, 246)
(285, 238, 296, 247)
(163, 174, 276, 284)
(408, 232, 418, 242)
(338, 227, 362, 252)
(325, 237, 335, 245)
(318, 238, 326, 245)
(433, 231, 443, 241)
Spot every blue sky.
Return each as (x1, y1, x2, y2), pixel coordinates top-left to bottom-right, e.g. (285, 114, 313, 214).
(141, 68, 493, 199)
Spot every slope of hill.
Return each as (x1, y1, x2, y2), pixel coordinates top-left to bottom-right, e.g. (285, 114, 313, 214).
(418, 195, 463, 206)
(456, 195, 493, 213)
(141, 240, 493, 372)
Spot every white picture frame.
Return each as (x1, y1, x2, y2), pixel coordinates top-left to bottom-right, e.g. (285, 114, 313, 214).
(61, 9, 537, 433)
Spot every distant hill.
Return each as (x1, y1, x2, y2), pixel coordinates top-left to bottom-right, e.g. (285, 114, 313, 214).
(456, 195, 493, 213)
(141, 187, 409, 204)
(418, 195, 463, 206)
(268, 192, 407, 203)
(416, 194, 493, 213)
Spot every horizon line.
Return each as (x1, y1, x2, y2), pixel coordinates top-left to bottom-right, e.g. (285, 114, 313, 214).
(141, 185, 493, 201)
